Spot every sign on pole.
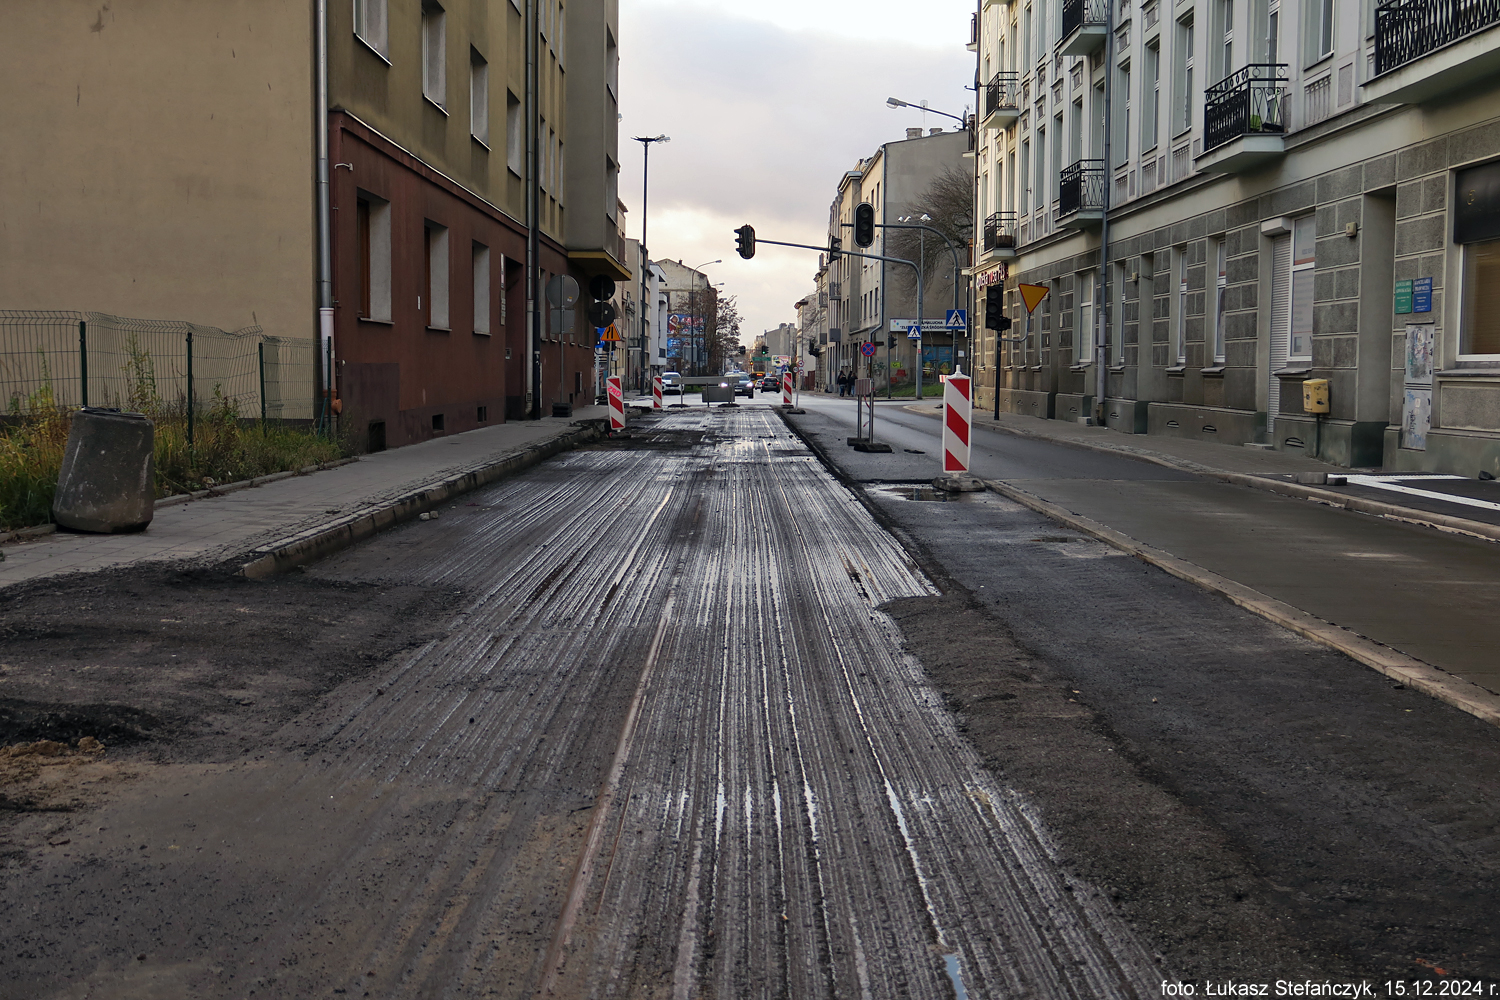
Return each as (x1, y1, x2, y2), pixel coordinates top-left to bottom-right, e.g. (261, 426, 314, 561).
(945, 309, 968, 330)
(860, 342, 877, 357)
(942, 371, 972, 474)
(607, 375, 625, 431)
(1019, 283, 1050, 315)
(907, 325, 922, 340)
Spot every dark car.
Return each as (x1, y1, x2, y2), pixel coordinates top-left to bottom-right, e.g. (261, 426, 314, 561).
(734, 374, 755, 398)
(760, 375, 780, 392)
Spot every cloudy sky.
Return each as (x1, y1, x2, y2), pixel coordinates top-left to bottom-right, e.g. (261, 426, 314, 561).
(617, 0, 976, 344)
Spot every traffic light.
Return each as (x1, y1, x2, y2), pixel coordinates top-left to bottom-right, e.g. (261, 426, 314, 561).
(854, 203, 876, 248)
(735, 224, 756, 259)
(984, 286, 1006, 330)
(828, 236, 842, 262)
(888, 335, 897, 348)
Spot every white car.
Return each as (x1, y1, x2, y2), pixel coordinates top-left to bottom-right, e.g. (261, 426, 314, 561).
(660, 371, 683, 395)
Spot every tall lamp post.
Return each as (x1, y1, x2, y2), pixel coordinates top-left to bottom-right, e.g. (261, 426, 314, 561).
(633, 135, 669, 394)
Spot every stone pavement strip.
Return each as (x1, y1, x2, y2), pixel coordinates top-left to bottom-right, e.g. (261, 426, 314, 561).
(0, 407, 610, 590)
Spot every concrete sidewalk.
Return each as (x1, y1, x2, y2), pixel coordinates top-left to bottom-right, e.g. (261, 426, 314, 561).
(0, 407, 609, 589)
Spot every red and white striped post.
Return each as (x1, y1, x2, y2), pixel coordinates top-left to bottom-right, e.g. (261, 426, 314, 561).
(607, 375, 626, 431)
(652, 375, 663, 410)
(782, 370, 793, 407)
(942, 370, 972, 474)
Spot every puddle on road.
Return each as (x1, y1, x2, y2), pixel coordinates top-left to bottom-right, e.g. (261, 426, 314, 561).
(943, 953, 969, 999)
(881, 486, 955, 502)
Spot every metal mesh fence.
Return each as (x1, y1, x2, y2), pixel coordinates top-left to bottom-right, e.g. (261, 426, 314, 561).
(0, 311, 315, 420)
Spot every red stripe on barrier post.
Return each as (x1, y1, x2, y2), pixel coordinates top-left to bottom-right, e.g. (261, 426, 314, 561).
(782, 371, 793, 407)
(941, 372, 971, 474)
(607, 376, 625, 431)
(652, 375, 663, 410)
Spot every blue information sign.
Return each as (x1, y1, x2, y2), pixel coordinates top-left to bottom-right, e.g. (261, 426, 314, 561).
(1412, 277, 1433, 314)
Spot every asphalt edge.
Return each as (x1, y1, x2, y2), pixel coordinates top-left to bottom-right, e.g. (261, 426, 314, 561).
(903, 402, 1500, 544)
(236, 423, 604, 579)
(985, 478, 1500, 730)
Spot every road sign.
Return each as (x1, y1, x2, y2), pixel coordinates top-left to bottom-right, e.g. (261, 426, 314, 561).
(907, 325, 922, 340)
(945, 309, 967, 330)
(1019, 283, 1049, 315)
(890, 318, 947, 332)
(860, 342, 877, 357)
(600, 324, 622, 342)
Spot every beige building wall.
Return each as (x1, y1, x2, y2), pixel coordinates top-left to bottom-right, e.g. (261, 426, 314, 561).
(0, 1, 316, 340)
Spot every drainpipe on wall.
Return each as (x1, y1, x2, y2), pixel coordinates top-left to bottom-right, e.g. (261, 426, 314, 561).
(1094, 0, 1115, 424)
(315, 0, 334, 433)
(526, 0, 542, 419)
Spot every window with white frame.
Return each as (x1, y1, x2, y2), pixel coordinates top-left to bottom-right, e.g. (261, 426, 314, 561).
(422, 2, 447, 110)
(1077, 271, 1094, 362)
(1216, 0, 1235, 80)
(473, 243, 491, 335)
(1176, 247, 1189, 364)
(1114, 263, 1127, 365)
(1289, 216, 1315, 359)
(1461, 238, 1500, 358)
(1143, 42, 1160, 151)
(1212, 238, 1227, 362)
(1267, 0, 1280, 64)
(424, 222, 450, 330)
(606, 29, 619, 97)
(356, 192, 392, 322)
(470, 49, 488, 146)
(1305, 0, 1334, 64)
(506, 91, 522, 176)
(1173, 14, 1194, 136)
(1115, 63, 1131, 165)
(354, 0, 388, 58)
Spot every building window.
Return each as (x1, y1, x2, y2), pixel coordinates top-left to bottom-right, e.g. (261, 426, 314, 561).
(1216, 0, 1235, 79)
(606, 28, 619, 97)
(353, 0, 388, 58)
(1461, 238, 1500, 359)
(1114, 63, 1131, 165)
(1114, 262, 1128, 365)
(422, 1, 447, 110)
(1305, 0, 1334, 64)
(1212, 238, 1227, 362)
(506, 91, 522, 176)
(1176, 247, 1189, 364)
(1173, 14, 1194, 136)
(1143, 42, 1160, 151)
(470, 49, 488, 146)
(424, 222, 450, 330)
(357, 192, 392, 322)
(1289, 216, 1315, 360)
(473, 243, 491, 335)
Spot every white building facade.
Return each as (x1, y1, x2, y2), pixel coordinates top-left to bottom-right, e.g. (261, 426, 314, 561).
(973, 0, 1500, 471)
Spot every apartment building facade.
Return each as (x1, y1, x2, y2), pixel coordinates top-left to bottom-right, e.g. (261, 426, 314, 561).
(655, 260, 718, 375)
(3, 0, 628, 450)
(818, 128, 972, 391)
(972, 0, 1500, 473)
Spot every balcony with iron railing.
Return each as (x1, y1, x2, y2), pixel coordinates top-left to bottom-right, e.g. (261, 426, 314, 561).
(1366, 0, 1500, 103)
(1195, 64, 1289, 172)
(1057, 159, 1105, 228)
(982, 212, 1018, 257)
(982, 72, 1021, 129)
(1060, 0, 1109, 55)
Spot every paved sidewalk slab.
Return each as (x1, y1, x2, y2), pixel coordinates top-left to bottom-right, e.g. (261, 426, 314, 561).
(0, 408, 608, 589)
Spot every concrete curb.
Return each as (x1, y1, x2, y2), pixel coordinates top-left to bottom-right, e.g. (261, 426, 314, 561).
(236, 424, 602, 579)
(985, 478, 1500, 730)
(904, 403, 1500, 544)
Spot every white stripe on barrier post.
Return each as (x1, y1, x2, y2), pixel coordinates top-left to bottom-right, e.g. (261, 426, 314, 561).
(942, 371, 971, 474)
(782, 371, 793, 407)
(607, 375, 625, 431)
(652, 375, 663, 410)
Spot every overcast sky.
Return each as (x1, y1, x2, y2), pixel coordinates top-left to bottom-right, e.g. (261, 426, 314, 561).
(617, 0, 976, 345)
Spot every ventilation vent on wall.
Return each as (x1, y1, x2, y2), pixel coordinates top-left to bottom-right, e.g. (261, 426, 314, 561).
(1284, 436, 1305, 448)
(1166, 419, 1180, 427)
(1201, 424, 1218, 433)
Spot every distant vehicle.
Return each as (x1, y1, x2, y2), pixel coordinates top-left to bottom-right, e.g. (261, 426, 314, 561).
(734, 374, 755, 398)
(661, 371, 683, 395)
(760, 375, 779, 392)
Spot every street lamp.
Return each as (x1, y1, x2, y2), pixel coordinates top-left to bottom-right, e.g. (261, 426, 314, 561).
(633, 135, 669, 390)
(886, 97, 968, 129)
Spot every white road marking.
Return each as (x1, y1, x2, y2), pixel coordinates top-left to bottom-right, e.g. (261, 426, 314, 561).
(1343, 474, 1500, 514)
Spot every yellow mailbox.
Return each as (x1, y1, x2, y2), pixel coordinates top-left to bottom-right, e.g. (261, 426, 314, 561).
(1303, 378, 1330, 414)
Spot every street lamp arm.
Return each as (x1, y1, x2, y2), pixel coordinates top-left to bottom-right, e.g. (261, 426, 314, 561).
(886, 98, 968, 127)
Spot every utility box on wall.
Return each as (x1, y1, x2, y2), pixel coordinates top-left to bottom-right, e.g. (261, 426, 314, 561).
(1303, 378, 1330, 414)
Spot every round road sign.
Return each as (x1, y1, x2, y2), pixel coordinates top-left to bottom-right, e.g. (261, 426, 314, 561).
(860, 342, 877, 357)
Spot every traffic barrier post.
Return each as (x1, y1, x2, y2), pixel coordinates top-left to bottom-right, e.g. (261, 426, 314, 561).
(942, 370, 971, 474)
(607, 375, 626, 431)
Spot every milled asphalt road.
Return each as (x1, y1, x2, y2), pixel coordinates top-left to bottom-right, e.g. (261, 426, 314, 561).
(791, 396, 1500, 693)
(0, 406, 1162, 999)
(784, 395, 1500, 981)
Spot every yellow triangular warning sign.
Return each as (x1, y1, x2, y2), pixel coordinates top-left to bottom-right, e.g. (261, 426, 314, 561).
(1019, 283, 1050, 315)
(600, 324, 622, 342)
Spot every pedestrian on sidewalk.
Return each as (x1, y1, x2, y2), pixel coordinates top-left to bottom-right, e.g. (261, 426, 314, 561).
(837, 370, 850, 397)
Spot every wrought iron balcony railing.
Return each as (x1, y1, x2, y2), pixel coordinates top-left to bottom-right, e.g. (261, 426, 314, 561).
(1058, 159, 1105, 218)
(985, 72, 1021, 118)
(1202, 64, 1288, 153)
(983, 212, 1017, 252)
(1062, 0, 1109, 42)
(1375, 0, 1500, 74)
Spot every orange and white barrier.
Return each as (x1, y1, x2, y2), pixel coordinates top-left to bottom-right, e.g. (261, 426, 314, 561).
(942, 370, 971, 473)
(782, 371, 793, 406)
(607, 376, 625, 431)
(652, 375, 663, 410)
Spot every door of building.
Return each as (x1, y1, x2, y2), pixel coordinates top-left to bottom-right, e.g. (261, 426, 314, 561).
(1267, 233, 1291, 434)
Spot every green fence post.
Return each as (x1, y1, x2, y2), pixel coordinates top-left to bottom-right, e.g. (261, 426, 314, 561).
(186, 328, 195, 458)
(78, 320, 89, 408)
(258, 342, 267, 432)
